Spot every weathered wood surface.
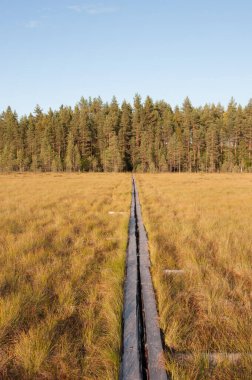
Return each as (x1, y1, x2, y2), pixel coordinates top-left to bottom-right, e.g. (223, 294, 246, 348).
(164, 269, 185, 275)
(121, 182, 141, 380)
(171, 352, 252, 365)
(134, 180, 168, 380)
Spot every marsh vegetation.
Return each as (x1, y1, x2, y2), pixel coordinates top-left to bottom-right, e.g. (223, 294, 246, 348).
(1, 173, 251, 379)
(0, 173, 131, 379)
(137, 173, 252, 379)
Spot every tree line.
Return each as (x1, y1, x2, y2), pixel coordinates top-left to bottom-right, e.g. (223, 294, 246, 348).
(1, 95, 252, 172)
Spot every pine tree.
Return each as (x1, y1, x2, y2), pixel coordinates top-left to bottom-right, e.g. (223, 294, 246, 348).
(222, 98, 237, 171)
(172, 107, 184, 172)
(66, 131, 75, 172)
(89, 97, 103, 170)
(78, 98, 93, 170)
(74, 145, 81, 171)
(104, 133, 122, 172)
(182, 97, 193, 172)
(119, 101, 132, 171)
(102, 97, 121, 170)
(131, 94, 143, 171)
(0, 107, 19, 170)
(142, 96, 158, 171)
(244, 99, 252, 168)
(157, 101, 173, 171)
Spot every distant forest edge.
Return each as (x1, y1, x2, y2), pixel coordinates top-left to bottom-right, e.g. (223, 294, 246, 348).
(1, 95, 252, 172)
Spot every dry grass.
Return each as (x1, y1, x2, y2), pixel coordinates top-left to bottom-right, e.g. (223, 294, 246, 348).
(136, 173, 252, 380)
(0, 173, 131, 379)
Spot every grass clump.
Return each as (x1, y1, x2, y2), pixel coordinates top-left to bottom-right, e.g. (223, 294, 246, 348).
(0, 173, 131, 379)
(136, 173, 252, 379)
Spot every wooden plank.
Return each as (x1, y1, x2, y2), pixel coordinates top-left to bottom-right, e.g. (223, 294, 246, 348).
(163, 269, 185, 275)
(134, 180, 168, 380)
(170, 352, 252, 365)
(121, 183, 141, 380)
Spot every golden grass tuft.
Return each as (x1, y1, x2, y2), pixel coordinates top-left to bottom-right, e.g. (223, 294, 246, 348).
(0, 173, 131, 379)
(136, 173, 252, 380)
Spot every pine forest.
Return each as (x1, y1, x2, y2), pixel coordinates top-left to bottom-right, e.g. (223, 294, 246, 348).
(1, 95, 252, 173)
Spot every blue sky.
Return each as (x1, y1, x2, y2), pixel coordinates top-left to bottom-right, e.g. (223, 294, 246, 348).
(0, 0, 252, 115)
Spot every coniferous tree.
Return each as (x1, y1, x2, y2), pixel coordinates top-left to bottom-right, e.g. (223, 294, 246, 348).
(244, 99, 252, 167)
(0, 96, 252, 173)
(66, 131, 75, 172)
(222, 98, 237, 171)
(119, 101, 132, 171)
(131, 94, 143, 171)
(182, 97, 193, 172)
(142, 96, 158, 171)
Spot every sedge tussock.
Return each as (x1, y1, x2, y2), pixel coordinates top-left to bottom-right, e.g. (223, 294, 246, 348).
(0, 173, 131, 379)
(136, 173, 252, 380)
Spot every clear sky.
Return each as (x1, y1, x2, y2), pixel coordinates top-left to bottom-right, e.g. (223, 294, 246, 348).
(1, 0, 252, 115)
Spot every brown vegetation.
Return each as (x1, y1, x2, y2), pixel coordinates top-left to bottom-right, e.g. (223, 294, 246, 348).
(136, 173, 252, 379)
(0, 173, 131, 379)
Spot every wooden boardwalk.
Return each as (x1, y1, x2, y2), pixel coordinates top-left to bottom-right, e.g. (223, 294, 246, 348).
(120, 178, 168, 380)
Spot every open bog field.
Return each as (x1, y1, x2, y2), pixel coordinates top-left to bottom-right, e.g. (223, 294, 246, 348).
(1, 173, 252, 380)
(0, 173, 131, 379)
(136, 174, 252, 380)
